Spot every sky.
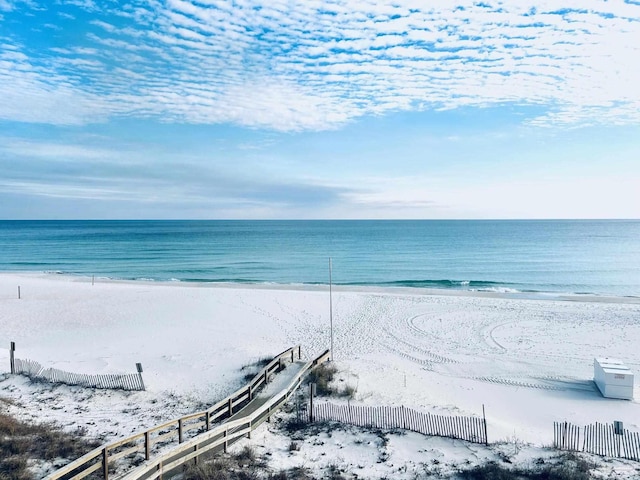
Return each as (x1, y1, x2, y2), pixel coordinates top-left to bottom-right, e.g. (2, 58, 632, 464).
(1, 0, 639, 220)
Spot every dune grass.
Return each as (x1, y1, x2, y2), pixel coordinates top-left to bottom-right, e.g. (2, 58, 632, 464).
(0, 409, 100, 480)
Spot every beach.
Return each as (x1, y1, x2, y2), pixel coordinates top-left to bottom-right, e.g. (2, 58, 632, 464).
(1, 272, 640, 477)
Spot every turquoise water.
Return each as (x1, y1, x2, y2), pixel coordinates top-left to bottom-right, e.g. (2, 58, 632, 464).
(0, 220, 638, 297)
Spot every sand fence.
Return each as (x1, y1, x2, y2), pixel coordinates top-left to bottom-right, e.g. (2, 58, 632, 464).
(9, 342, 146, 391)
(554, 421, 640, 461)
(305, 401, 488, 445)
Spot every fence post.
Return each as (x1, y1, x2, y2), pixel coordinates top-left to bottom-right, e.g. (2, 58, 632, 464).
(309, 383, 315, 423)
(17, 286, 21, 299)
(298, 345, 301, 359)
(10, 342, 15, 374)
(145, 431, 150, 460)
(136, 363, 145, 391)
(482, 404, 488, 445)
(178, 419, 184, 443)
(102, 447, 109, 480)
(228, 398, 233, 417)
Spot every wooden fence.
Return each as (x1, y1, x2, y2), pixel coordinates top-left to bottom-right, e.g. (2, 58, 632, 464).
(554, 421, 640, 462)
(45, 345, 326, 480)
(307, 402, 488, 445)
(13, 358, 145, 391)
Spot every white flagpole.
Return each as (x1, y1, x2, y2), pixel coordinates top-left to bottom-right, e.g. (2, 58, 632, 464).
(329, 257, 333, 361)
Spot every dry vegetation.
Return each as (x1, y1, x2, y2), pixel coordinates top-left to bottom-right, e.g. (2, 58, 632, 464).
(306, 364, 354, 399)
(0, 404, 100, 480)
(458, 453, 595, 480)
(183, 442, 599, 480)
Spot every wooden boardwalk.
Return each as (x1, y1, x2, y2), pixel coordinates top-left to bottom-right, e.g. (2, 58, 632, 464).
(45, 346, 330, 480)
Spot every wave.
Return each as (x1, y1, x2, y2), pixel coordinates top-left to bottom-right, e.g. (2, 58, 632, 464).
(348, 279, 517, 290)
(24, 271, 634, 299)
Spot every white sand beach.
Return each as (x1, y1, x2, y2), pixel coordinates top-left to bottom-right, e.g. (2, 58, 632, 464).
(1, 272, 640, 478)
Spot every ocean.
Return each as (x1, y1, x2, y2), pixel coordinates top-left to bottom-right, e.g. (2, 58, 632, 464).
(0, 220, 638, 297)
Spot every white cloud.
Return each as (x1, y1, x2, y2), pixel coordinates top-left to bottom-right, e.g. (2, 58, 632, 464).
(1, 0, 639, 130)
(1, 138, 121, 160)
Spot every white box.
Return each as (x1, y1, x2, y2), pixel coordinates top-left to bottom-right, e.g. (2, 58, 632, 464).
(594, 358, 634, 400)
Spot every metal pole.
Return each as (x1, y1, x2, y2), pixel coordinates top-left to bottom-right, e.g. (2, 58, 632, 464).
(329, 258, 333, 361)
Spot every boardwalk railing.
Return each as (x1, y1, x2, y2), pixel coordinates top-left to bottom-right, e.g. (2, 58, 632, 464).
(13, 358, 145, 391)
(46, 345, 314, 480)
(554, 421, 640, 462)
(308, 402, 488, 445)
(118, 348, 331, 480)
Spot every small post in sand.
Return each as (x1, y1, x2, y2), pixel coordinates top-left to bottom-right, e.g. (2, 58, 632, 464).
(309, 382, 316, 422)
(17, 286, 20, 299)
(136, 363, 145, 391)
(10, 342, 15, 374)
(482, 404, 488, 445)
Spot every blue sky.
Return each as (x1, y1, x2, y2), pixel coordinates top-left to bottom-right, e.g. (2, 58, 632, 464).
(1, 0, 639, 219)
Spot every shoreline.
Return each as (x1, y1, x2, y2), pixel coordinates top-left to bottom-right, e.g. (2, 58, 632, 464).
(2, 270, 639, 305)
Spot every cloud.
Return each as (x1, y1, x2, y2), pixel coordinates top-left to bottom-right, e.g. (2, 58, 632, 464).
(1, 0, 639, 130)
(0, 137, 354, 212)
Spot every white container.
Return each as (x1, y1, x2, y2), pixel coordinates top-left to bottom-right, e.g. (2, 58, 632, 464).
(594, 358, 634, 400)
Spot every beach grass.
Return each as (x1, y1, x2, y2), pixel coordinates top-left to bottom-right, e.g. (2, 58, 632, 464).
(0, 411, 100, 479)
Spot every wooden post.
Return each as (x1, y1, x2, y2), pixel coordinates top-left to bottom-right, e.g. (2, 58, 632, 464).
(248, 385, 252, 401)
(223, 428, 228, 453)
(228, 398, 233, 416)
(136, 363, 145, 391)
(92, 275, 95, 286)
(193, 445, 199, 465)
(178, 419, 183, 443)
(102, 447, 109, 480)
(309, 383, 315, 423)
(144, 431, 150, 460)
(17, 286, 21, 299)
(482, 404, 488, 445)
(206, 411, 211, 431)
(9, 342, 15, 374)
(298, 345, 301, 359)
(264, 369, 268, 384)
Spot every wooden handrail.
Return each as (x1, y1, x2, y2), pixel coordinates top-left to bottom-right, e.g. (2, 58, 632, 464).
(119, 349, 330, 480)
(45, 345, 304, 480)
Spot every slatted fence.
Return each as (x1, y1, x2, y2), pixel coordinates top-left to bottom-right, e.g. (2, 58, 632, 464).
(554, 421, 640, 462)
(308, 402, 488, 445)
(553, 421, 581, 451)
(13, 357, 145, 391)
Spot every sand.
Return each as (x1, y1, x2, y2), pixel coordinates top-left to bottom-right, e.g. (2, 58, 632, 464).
(1, 272, 639, 477)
